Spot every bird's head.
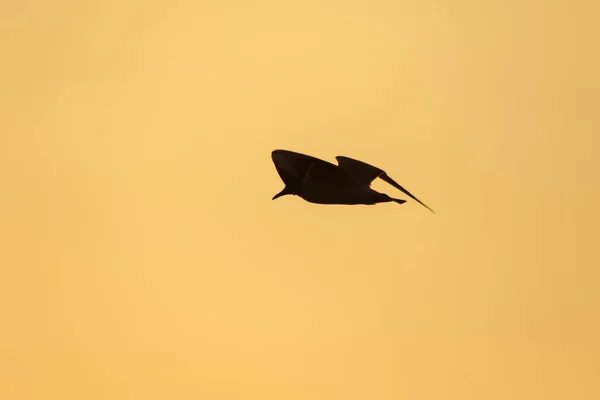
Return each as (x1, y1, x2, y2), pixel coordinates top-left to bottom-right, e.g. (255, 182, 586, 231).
(272, 185, 295, 200)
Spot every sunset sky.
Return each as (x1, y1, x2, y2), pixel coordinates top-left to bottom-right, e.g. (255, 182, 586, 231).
(1, 1, 599, 399)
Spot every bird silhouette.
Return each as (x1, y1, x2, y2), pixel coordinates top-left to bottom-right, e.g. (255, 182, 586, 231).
(271, 149, 434, 212)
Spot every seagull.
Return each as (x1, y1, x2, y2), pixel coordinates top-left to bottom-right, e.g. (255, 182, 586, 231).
(271, 149, 434, 212)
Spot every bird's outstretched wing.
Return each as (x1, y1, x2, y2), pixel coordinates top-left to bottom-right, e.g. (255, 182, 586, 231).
(335, 156, 385, 186)
(336, 155, 435, 213)
(271, 149, 332, 186)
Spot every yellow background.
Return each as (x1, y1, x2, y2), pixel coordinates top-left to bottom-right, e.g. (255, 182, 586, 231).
(1, 1, 599, 399)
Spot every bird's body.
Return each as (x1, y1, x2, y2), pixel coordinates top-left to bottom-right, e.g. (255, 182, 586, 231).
(299, 162, 396, 205)
(271, 149, 434, 212)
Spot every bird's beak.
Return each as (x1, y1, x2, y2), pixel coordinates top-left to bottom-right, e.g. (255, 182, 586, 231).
(272, 188, 287, 200)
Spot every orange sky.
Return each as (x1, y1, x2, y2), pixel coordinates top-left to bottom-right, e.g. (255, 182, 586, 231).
(1, 1, 599, 399)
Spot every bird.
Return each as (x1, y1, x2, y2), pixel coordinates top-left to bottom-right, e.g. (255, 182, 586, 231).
(270, 149, 434, 212)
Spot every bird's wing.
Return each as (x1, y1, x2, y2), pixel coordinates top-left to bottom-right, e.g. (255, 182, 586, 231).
(335, 156, 385, 186)
(304, 161, 361, 185)
(271, 149, 332, 185)
(336, 156, 435, 213)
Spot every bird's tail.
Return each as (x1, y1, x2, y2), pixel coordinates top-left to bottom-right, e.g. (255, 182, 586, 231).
(391, 198, 406, 205)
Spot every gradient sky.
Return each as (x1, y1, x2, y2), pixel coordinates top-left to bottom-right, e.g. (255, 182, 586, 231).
(1, 1, 599, 399)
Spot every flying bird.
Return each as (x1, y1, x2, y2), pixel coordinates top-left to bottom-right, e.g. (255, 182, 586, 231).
(271, 149, 434, 212)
